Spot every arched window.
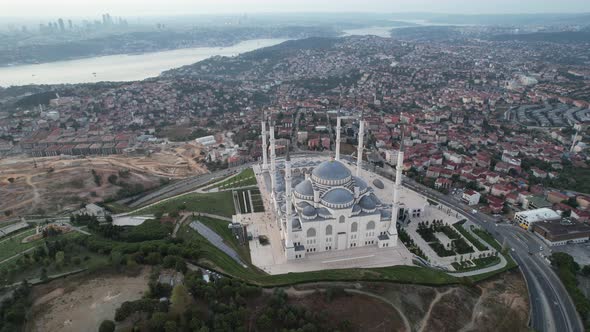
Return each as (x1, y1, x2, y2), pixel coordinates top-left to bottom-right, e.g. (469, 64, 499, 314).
(351, 222, 358, 233)
(326, 225, 333, 236)
(339, 215, 346, 223)
(366, 221, 375, 230)
(307, 228, 316, 238)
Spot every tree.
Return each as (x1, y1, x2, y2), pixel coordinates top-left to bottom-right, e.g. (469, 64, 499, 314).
(581, 265, 590, 277)
(149, 312, 168, 332)
(55, 251, 65, 268)
(164, 321, 178, 332)
(170, 284, 191, 317)
(99, 320, 116, 332)
(40, 268, 48, 282)
(108, 174, 118, 185)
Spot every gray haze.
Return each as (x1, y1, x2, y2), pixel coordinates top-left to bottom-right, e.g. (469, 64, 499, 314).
(2, 0, 590, 17)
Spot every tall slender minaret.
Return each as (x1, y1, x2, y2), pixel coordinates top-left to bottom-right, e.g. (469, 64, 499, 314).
(284, 149, 293, 247)
(270, 121, 277, 194)
(388, 127, 404, 245)
(356, 119, 365, 176)
(261, 119, 268, 171)
(335, 116, 342, 161)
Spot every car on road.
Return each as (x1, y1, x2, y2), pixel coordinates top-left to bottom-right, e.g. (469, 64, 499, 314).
(472, 209, 478, 214)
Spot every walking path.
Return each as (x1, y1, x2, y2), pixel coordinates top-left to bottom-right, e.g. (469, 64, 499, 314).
(0, 247, 36, 265)
(345, 288, 412, 332)
(418, 288, 455, 332)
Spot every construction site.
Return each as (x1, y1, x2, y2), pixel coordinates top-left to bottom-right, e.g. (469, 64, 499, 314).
(0, 142, 208, 219)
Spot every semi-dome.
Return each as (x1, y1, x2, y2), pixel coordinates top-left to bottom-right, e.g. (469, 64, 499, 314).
(294, 179, 314, 198)
(359, 195, 377, 211)
(321, 188, 354, 208)
(302, 205, 317, 219)
(311, 160, 351, 184)
(353, 176, 368, 192)
(352, 204, 362, 215)
(317, 207, 332, 218)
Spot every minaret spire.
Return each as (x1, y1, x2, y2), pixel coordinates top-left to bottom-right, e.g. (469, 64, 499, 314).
(284, 147, 293, 247)
(270, 121, 277, 195)
(356, 117, 365, 177)
(261, 115, 268, 171)
(335, 115, 342, 161)
(387, 114, 405, 245)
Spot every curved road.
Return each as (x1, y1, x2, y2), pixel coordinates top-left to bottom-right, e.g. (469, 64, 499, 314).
(400, 175, 584, 332)
(125, 152, 584, 332)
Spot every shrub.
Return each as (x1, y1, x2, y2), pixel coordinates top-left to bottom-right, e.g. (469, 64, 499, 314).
(99, 320, 115, 332)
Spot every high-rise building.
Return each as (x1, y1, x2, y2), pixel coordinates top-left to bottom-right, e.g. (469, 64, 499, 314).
(58, 18, 65, 32)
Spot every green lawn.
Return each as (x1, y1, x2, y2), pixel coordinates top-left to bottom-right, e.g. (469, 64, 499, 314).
(134, 191, 236, 217)
(210, 168, 257, 190)
(104, 202, 133, 214)
(197, 216, 251, 264)
(177, 223, 460, 287)
(0, 229, 41, 262)
(453, 221, 488, 251)
(464, 228, 518, 282)
(452, 256, 501, 272)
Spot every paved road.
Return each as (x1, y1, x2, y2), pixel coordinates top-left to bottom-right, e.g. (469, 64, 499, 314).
(399, 174, 584, 332)
(125, 151, 327, 209)
(123, 152, 584, 332)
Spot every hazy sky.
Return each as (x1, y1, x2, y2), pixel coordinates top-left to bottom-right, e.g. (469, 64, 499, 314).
(2, 0, 590, 17)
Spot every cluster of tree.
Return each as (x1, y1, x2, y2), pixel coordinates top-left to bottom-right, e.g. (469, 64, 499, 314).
(549, 252, 590, 329)
(0, 238, 85, 287)
(72, 236, 199, 268)
(71, 214, 170, 243)
(255, 288, 336, 332)
(113, 266, 349, 332)
(205, 160, 229, 172)
(91, 169, 102, 186)
(0, 281, 31, 332)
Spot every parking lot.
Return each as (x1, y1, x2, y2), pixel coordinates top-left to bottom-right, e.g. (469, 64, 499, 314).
(552, 242, 590, 265)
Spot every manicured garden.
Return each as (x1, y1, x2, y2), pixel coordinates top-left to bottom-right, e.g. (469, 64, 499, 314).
(453, 220, 488, 251)
(452, 255, 501, 272)
(416, 220, 474, 257)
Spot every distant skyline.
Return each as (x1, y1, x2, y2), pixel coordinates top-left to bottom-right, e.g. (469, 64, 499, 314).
(2, 0, 590, 17)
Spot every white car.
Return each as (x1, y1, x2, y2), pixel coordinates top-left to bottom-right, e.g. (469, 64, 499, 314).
(472, 209, 478, 214)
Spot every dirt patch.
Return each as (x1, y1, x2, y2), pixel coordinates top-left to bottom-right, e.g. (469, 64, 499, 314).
(288, 289, 407, 332)
(295, 270, 530, 332)
(27, 268, 150, 332)
(0, 144, 207, 219)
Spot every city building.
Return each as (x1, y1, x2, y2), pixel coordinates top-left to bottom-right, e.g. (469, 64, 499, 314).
(514, 208, 561, 230)
(533, 220, 590, 246)
(462, 189, 481, 206)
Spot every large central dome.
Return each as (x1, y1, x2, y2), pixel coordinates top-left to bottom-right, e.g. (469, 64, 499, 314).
(311, 160, 352, 185)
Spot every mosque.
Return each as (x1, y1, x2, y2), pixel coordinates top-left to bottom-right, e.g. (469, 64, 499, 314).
(259, 116, 426, 261)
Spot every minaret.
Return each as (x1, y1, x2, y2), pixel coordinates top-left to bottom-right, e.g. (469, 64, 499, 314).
(284, 149, 293, 247)
(261, 119, 268, 171)
(356, 119, 364, 177)
(335, 116, 342, 161)
(388, 127, 404, 245)
(270, 122, 277, 194)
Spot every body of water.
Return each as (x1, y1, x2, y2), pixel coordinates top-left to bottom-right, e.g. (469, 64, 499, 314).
(0, 38, 287, 87)
(342, 26, 397, 38)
